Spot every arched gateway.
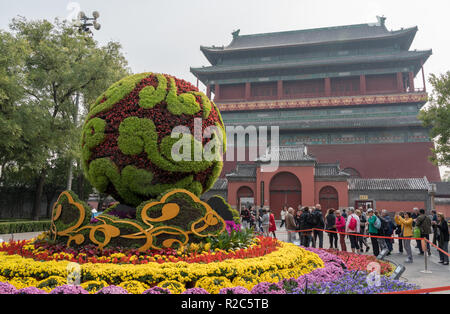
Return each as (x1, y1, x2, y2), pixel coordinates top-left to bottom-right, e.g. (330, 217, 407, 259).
(319, 186, 339, 215)
(269, 172, 301, 219)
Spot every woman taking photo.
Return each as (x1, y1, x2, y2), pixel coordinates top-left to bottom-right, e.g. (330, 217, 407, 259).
(395, 212, 414, 263)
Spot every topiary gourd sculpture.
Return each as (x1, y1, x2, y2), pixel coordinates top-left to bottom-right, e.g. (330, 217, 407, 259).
(48, 72, 228, 251)
(81, 72, 226, 207)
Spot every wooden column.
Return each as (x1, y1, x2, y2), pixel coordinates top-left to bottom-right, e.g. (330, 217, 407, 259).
(397, 73, 404, 92)
(421, 60, 426, 92)
(324, 78, 331, 97)
(277, 80, 283, 100)
(214, 84, 220, 101)
(408, 72, 415, 92)
(245, 82, 251, 100)
(359, 75, 366, 95)
(206, 84, 211, 99)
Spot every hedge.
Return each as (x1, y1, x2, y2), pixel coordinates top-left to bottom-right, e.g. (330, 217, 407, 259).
(0, 221, 50, 235)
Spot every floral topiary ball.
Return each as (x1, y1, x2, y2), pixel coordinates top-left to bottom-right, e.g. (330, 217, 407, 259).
(81, 73, 226, 207)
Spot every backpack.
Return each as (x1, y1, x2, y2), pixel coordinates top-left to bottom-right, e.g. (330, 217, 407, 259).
(413, 226, 421, 238)
(360, 213, 367, 224)
(380, 217, 390, 234)
(311, 211, 320, 227)
(374, 216, 381, 230)
(348, 216, 357, 231)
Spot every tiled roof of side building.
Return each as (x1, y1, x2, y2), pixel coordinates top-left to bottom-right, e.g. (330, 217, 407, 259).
(432, 182, 450, 196)
(257, 145, 316, 162)
(315, 163, 350, 177)
(226, 164, 257, 178)
(210, 178, 228, 191)
(202, 21, 417, 52)
(348, 177, 430, 191)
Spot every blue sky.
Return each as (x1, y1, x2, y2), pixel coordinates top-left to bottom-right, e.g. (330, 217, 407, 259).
(1, 0, 449, 178)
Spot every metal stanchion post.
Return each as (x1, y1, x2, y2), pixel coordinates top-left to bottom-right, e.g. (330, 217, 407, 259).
(420, 238, 432, 274)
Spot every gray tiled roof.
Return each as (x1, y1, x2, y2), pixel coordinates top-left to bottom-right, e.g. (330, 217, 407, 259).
(433, 182, 450, 196)
(210, 178, 228, 190)
(192, 50, 430, 74)
(226, 164, 257, 178)
(315, 163, 350, 177)
(257, 145, 316, 162)
(204, 23, 416, 51)
(435, 197, 450, 205)
(348, 177, 430, 191)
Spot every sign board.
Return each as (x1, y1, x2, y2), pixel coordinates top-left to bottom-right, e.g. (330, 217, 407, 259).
(359, 195, 369, 200)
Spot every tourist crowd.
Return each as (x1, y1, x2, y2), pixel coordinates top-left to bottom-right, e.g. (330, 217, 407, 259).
(241, 205, 449, 265)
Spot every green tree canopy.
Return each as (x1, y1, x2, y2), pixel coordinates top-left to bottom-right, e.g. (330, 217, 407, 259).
(419, 72, 450, 167)
(0, 17, 130, 219)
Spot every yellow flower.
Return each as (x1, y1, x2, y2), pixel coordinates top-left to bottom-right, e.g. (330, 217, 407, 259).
(157, 280, 185, 294)
(118, 280, 149, 294)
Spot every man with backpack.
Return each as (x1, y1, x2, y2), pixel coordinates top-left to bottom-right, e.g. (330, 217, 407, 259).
(299, 207, 314, 247)
(381, 209, 395, 255)
(415, 208, 432, 256)
(345, 207, 361, 253)
(311, 204, 325, 248)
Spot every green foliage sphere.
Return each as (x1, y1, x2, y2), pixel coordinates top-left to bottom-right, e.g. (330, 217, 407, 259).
(81, 72, 226, 207)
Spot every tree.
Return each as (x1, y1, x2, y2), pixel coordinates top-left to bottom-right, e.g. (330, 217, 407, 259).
(0, 30, 28, 173)
(419, 72, 450, 167)
(1, 17, 129, 219)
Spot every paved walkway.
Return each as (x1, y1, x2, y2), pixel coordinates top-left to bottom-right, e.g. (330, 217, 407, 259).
(1, 227, 449, 293)
(0, 231, 42, 242)
(271, 224, 450, 292)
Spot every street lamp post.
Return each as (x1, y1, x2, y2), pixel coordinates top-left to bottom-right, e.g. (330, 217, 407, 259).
(66, 11, 101, 191)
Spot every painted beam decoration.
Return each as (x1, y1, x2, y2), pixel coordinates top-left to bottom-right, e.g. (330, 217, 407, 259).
(50, 72, 228, 250)
(217, 92, 427, 112)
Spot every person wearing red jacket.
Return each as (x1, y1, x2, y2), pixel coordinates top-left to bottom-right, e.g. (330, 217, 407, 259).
(335, 209, 347, 252)
(269, 209, 277, 238)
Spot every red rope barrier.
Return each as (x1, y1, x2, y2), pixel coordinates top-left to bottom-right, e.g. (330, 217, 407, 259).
(380, 285, 450, 294)
(276, 228, 450, 257)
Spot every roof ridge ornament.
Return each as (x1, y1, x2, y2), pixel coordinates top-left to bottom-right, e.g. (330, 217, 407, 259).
(376, 15, 387, 27)
(232, 29, 240, 39)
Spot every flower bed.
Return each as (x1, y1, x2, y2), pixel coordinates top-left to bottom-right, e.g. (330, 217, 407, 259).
(0, 245, 418, 294)
(291, 271, 418, 294)
(0, 236, 278, 265)
(0, 239, 324, 293)
(324, 249, 393, 275)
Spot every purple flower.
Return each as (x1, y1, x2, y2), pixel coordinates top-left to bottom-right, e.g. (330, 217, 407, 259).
(251, 282, 285, 294)
(0, 282, 17, 294)
(50, 285, 89, 294)
(143, 286, 171, 294)
(225, 221, 241, 234)
(219, 286, 250, 294)
(96, 285, 129, 294)
(16, 287, 48, 294)
(182, 288, 210, 294)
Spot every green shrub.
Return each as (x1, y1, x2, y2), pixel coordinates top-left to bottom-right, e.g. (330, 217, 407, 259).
(0, 220, 51, 234)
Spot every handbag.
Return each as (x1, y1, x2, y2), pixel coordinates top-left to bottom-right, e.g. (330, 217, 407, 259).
(413, 226, 421, 238)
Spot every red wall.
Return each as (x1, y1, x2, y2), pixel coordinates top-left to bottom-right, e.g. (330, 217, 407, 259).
(436, 204, 450, 218)
(222, 142, 441, 182)
(220, 84, 245, 100)
(375, 201, 426, 213)
(366, 73, 398, 94)
(307, 142, 441, 182)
